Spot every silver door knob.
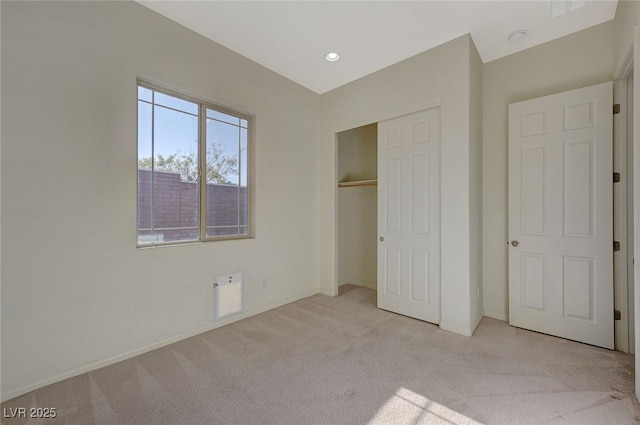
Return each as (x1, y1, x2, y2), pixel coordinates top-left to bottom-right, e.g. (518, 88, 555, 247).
(511, 240, 520, 247)
(379, 236, 384, 242)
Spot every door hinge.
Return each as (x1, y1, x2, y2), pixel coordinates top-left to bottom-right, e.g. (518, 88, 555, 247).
(614, 241, 621, 251)
(614, 172, 621, 183)
(614, 104, 621, 114)
(615, 309, 621, 320)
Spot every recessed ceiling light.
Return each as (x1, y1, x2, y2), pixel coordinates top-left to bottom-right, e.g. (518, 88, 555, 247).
(325, 52, 340, 62)
(508, 30, 526, 44)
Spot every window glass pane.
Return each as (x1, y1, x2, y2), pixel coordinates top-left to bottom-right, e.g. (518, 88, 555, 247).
(206, 119, 239, 185)
(138, 86, 152, 102)
(240, 128, 248, 187)
(239, 144, 248, 232)
(155, 92, 198, 115)
(153, 106, 199, 168)
(150, 102, 199, 244)
(205, 114, 244, 238)
(240, 119, 248, 128)
(239, 182, 248, 232)
(138, 100, 153, 162)
(138, 100, 153, 244)
(239, 127, 248, 234)
(207, 108, 240, 126)
(205, 187, 240, 238)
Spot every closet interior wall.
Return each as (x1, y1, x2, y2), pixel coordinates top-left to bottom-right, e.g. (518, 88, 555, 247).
(337, 124, 378, 291)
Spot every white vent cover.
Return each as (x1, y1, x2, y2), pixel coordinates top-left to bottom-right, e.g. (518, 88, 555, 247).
(214, 272, 243, 320)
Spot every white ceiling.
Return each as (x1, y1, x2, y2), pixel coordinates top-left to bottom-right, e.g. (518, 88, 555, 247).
(137, 1, 618, 94)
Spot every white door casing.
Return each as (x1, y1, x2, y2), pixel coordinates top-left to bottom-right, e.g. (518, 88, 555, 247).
(378, 107, 440, 324)
(508, 81, 614, 349)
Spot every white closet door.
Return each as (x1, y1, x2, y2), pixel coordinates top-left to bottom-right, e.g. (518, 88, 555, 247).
(508, 81, 614, 349)
(377, 107, 440, 324)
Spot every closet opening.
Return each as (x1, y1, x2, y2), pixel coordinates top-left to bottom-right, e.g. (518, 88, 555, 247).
(336, 123, 378, 297)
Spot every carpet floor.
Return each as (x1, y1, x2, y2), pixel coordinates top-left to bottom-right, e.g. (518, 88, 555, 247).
(2, 285, 639, 425)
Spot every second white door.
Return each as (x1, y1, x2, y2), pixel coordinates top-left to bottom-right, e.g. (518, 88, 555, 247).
(378, 107, 440, 324)
(508, 81, 614, 349)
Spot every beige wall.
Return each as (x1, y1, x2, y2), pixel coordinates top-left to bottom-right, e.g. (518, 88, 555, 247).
(1, 1, 320, 399)
(469, 38, 484, 329)
(337, 187, 377, 289)
(320, 35, 482, 336)
(482, 22, 615, 321)
(614, 0, 640, 76)
(337, 124, 378, 183)
(337, 124, 377, 290)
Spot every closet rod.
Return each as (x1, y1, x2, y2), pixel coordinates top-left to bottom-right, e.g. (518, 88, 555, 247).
(337, 179, 377, 188)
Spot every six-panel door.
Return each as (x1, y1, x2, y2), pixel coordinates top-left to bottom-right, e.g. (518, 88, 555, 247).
(508, 82, 614, 349)
(378, 107, 440, 324)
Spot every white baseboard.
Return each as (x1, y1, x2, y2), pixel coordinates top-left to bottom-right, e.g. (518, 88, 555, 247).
(1, 289, 318, 402)
(440, 312, 487, 337)
(484, 311, 508, 322)
(439, 322, 474, 337)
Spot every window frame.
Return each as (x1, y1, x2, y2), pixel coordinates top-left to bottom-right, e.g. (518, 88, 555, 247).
(137, 80, 255, 247)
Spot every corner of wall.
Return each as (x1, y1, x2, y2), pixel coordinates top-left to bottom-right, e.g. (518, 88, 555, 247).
(468, 34, 485, 328)
(312, 96, 324, 295)
(439, 322, 474, 337)
(614, 0, 640, 76)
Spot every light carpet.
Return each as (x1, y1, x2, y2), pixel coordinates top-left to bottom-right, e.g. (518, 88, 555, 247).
(2, 285, 639, 424)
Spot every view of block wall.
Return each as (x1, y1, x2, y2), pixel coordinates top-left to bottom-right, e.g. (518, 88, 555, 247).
(138, 169, 247, 242)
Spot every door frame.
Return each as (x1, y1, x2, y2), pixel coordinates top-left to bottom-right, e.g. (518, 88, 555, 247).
(614, 75, 634, 353)
(612, 40, 636, 354)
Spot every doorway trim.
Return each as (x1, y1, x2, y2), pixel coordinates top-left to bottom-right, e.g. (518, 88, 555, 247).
(612, 41, 635, 354)
(614, 78, 632, 353)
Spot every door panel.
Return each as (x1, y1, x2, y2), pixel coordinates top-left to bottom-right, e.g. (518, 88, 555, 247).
(384, 247, 402, 297)
(410, 249, 429, 303)
(522, 253, 546, 311)
(521, 146, 546, 235)
(410, 152, 430, 234)
(562, 256, 594, 321)
(385, 157, 402, 233)
(563, 141, 594, 237)
(378, 108, 440, 324)
(508, 81, 613, 349)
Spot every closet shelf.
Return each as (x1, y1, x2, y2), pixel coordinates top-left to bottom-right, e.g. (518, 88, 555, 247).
(338, 179, 378, 188)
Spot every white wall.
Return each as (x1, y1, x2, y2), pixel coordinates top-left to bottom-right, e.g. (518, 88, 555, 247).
(337, 125, 377, 290)
(614, 0, 640, 76)
(482, 22, 615, 321)
(319, 35, 482, 336)
(1, 1, 320, 399)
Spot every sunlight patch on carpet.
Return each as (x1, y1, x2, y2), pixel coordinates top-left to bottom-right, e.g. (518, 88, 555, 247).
(368, 387, 483, 425)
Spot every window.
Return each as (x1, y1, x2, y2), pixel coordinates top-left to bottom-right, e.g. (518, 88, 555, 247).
(137, 82, 252, 246)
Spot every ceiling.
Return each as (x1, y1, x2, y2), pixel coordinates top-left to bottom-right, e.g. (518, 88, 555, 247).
(137, 1, 618, 94)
